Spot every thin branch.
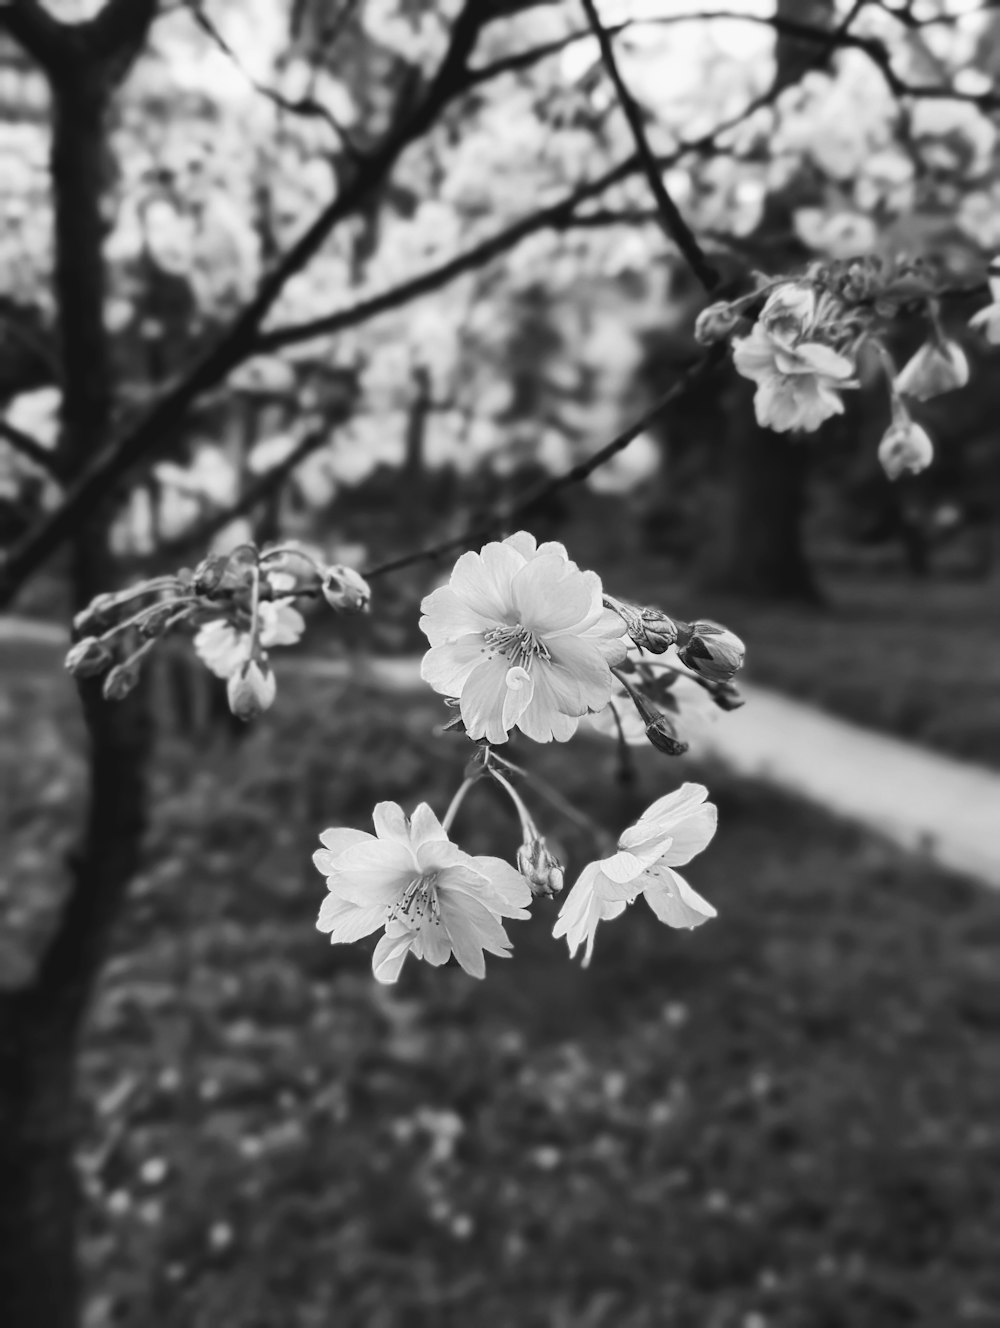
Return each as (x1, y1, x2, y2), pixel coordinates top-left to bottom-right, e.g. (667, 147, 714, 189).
(152, 420, 342, 563)
(186, 0, 359, 157)
(0, 417, 60, 478)
(579, 0, 719, 293)
(0, 1, 487, 607)
(363, 347, 724, 582)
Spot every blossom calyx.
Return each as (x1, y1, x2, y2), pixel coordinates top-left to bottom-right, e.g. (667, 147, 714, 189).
(676, 620, 746, 685)
(621, 680, 689, 756)
(226, 658, 276, 721)
(516, 835, 565, 898)
(694, 301, 748, 345)
(322, 565, 371, 614)
(605, 596, 678, 654)
(72, 593, 122, 637)
(65, 635, 113, 678)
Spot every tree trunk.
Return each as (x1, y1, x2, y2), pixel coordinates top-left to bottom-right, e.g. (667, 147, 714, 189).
(0, 997, 81, 1328)
(705, 0, 833, 602)
(0, 60, 152, 1328)
(704, 379, 822, 602)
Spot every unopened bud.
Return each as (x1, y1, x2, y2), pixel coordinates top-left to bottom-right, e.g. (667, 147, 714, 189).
(878, 415, 933, 481)
(192, 553, 231, 596)
(894, 339, 969, 402)
(102, 660, 141, 701)
(606, 597, 678, 654)
(516, 836, 564, 898)
(694, 301, 748, 345)
(226, 658, 276, 721)
(709, 680, 745, 712)
(65, 636, 113, 678)
(620, 679, 689, 756)
(676, 620, 746, 685)
(73, 593, 121, 637)
(759, 283, 817, 344)
(644, 713, 689, 757)
(322, 565, 371, 614)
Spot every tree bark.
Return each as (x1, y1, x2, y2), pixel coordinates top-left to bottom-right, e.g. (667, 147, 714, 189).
(0, 56, 152, 1328)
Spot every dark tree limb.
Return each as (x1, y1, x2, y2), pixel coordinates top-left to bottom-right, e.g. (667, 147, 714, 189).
(363, 347, 724, 581)
(579, 0, 720, 293)
(0, 1, 487, 607)
(0, 417, 60, 478)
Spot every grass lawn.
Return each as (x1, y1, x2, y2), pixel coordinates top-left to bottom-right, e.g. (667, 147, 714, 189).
(4, 668, 1000, 1327)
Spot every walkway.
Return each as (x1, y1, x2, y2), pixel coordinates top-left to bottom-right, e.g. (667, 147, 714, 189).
(5, 616, 999, 888)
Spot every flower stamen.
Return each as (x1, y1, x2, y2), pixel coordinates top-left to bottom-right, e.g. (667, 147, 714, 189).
(388, 873, 442, 929)
(482, 623, 551, 669)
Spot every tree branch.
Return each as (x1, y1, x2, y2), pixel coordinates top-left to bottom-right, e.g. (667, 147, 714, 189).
(579, 0, 719, 293)
(0, 0, 74, 74)
(185, 0, 359, 156)
(0, 417, 60, 478)
(363, 347, 724, 582)
(0, 1, 487, 607)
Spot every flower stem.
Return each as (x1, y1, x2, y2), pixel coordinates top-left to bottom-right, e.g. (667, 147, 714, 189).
(441, 777, 476, 834)
(488, 767, 538, 838)
(489, 752, 594, 839)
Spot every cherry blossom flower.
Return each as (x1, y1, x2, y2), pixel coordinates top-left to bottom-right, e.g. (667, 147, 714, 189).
(419, 532, 627, 744)
(227, 658, 276, 720)
(193, 598, 305, 680)
(733, 321, 856, 433)
(314, 801, 532, 982)
(553, 784, 717, 965)
(894, 338, 969, 401)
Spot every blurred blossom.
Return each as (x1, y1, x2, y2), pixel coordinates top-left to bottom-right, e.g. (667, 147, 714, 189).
(878, 415, 934, 481)
(894, 339, 969, 401)
(419, 532, 626, 744)
(733, 321, 856, 433)
(194, 600, 304, 681)
(226, 658, 276, 721)
(554, 784, 718, 966)
(313, 802, 531, 982)
(968, 270, 1000, 344)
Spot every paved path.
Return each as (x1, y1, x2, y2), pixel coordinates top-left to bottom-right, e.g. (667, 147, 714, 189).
(5, 616, 999, 888)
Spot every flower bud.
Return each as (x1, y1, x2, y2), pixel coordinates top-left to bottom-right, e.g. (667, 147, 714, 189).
(694, 301, 747, 345)
(72, 593, 121, 637)
(646, 715, 689, 756)
(878, 417, 934, 481)
(322, 565, 371, 614)
(516, 836, 564, 898)
(759, 283, 817, 344)
(192, 553, 232, 596)
(226, 658, 276, 721)
(677, 620, 746, 685)
(894, 339, 969, 402)
(65, 636, 113, 678)
(708, 680, 745, 712)
(606, 597, 678, 654)
(102, 660, 142, 701)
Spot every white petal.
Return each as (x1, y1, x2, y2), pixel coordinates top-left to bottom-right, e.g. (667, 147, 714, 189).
(421, 637, 489, 698)
(318, 827, 374, 856)
(501, 666, 535, 731)
(460, 655, 513, 743)
(372, 801, 411, 846)
(372, 932, 412, 983)
(641, 865, 717, 929)
(418, 585, 493, 647)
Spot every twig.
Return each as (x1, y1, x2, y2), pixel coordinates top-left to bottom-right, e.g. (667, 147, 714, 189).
(579, 0, 719, 293)
(0, 417, 60, 479)
(363, 347, 723, 581)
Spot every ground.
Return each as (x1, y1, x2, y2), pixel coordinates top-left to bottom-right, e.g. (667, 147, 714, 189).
(4, 666, 1000, 1328)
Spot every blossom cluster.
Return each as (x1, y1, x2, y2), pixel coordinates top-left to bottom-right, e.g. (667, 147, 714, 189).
(694, 252, 999, 481)
(315, 532, 745, 984)
(65, 540, 371, 717)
